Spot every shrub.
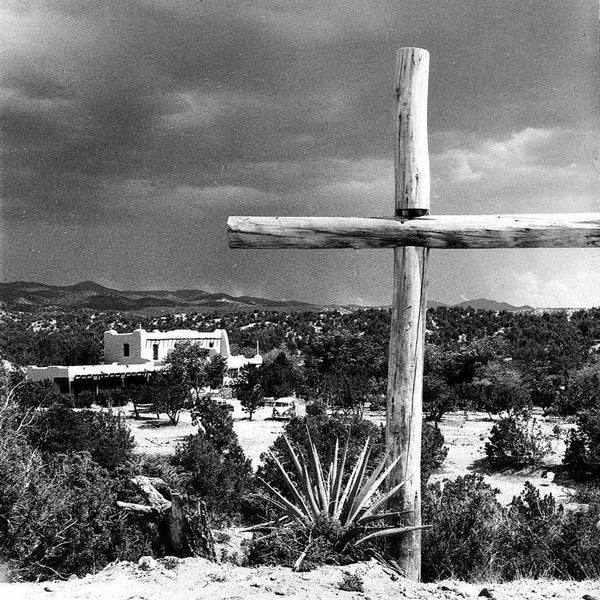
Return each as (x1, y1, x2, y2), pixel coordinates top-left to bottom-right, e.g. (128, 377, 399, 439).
(173, 397, 252, 522)
(256, 411, 384, 513)
(28, 404, 135, 470)
(74, 390, 94, 408)
(0, 403, 41, 532)
(422, 475, 503, 582)
(1, 450, 159, 581)
(258, 410, 447, 504)
(247, 516, 367, 570)
(2, 452, 118, 580)
(0, 401, 171, 581)
(494, 483, 563, 579)
(494, 483, 600, 580)
(422, 422, 448, 484)
(485, 413, 551, 470)
(368, 395, 385, 411)
(423, 476, 600, 582)
(96, 388, 130, 408)
(258, 435, 422, 552)
(338, 572, 364, 592)
(564, 408, 600, 479)
(471, 361, 530, 417)
(14, 380, 70, 408)
(554, 497, 600, 579)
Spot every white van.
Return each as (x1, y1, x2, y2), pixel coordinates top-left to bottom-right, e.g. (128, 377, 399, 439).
(272, 397, 297, 419)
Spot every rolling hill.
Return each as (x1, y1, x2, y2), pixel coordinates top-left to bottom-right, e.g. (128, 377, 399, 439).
(0, 281, 319, 312)
(0, 281, 535, 313)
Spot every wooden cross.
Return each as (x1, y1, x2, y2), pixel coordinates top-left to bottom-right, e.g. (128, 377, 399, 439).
(227, 47, 600, 580)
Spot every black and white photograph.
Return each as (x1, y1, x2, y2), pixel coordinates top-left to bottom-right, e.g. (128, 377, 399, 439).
(0, 1, 598, 598)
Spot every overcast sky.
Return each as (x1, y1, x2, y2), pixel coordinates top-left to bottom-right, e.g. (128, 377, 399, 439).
(1, 1, 598, 307)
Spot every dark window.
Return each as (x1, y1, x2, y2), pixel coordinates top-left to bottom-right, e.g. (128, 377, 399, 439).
(209, 341, 214, 348)
(153, 344, 159, 360)
(123, 343, 130, 357)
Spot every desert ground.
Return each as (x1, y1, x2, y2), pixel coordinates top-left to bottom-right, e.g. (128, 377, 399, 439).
(2, 403, 590, 600)
(2, 556, 600, 600)
(126, 401, 576, 506)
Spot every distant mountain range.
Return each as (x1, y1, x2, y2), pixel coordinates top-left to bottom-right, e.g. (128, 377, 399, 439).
(0, 281, 535, 313)
(452, 298, 534, 312)
(0, 281, 318, 312)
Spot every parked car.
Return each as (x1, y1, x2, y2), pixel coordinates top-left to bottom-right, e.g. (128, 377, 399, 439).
(215, 398, 235, 412)
(272, 397, 297, 419)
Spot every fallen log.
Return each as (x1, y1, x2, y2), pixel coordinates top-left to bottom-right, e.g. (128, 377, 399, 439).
(118, 475, 215, 561)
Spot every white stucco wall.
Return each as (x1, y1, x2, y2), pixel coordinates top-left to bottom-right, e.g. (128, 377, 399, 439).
(104, 328, 231, 365)
(27, 328, 261, 388)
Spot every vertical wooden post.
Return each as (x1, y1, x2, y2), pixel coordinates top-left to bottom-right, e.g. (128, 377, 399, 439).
(386, 47, 430, 580)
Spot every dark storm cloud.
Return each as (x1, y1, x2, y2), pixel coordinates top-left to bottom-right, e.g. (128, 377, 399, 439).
(2, 1, 596, 203)
(1, 0, 598, 305)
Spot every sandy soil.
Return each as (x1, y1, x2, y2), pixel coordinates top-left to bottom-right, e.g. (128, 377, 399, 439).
(124, 402, 286, 469)
(123, 403, 576, 504)
(0, 406, 592, 599)
(430, 411, 575, 505)
(2, 557, 598, 600)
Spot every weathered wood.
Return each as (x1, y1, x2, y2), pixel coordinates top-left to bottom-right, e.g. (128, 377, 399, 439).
(386, 47, 430, 581)
(131, 475, 172, 513)
(168, 495, 216, 561)
(227, 45, 596, 581)
(116, 500, 160, 515)
(395, 48, 430, 217)
(118, 476, 215, 560)
(228, 213, 600, 249)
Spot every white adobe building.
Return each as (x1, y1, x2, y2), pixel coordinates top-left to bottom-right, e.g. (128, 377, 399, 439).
(26, 327, 262, 395)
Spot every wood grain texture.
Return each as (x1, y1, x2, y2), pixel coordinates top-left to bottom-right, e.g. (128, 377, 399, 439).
(395, 47, 430, 216)
(387, 47, 430, 580)
(386, 245, 428, 579)
(228, 214, 600, 249)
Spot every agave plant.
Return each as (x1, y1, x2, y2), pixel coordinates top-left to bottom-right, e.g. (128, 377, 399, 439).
(258, 430, 425, 549)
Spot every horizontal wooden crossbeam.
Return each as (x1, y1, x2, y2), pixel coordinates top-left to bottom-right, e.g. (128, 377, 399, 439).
(228, 213, 600, 250)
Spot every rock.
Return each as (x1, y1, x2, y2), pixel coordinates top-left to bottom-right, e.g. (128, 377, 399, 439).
(582, 595, 599, 600)
(478, 589, 495, 599)
(137, 556, 158, 571)
(67, 574, 79, 581)
(266, 584, 290, 596)
(437, 581, 470, 596)
(43, 586, 55, 592)
(208, 569, 228, 582)
(161, 556, 181, 570)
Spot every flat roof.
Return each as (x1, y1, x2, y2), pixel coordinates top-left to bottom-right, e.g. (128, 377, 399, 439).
(27, 363, 163, 381)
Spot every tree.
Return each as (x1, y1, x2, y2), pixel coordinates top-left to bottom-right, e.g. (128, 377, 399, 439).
(146, 342, 228, 424)
(260, 350, 302, 398)
(204, 354, 227, 389)
(235, 365, 264, 420)
(471, 360, 530, 418)
(163, 342, 210, 390)
(301, 332, 386, 417)
(144, 372, 189, 425)
(423, 374, 457, 425)
(555, 360, 600, 416)
(564, 407, 600, 479)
